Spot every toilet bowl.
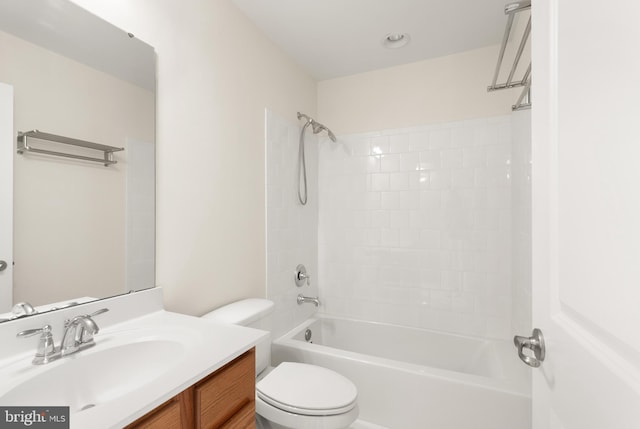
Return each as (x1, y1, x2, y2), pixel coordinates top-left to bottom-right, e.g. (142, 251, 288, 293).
(203, 299, 358, 429)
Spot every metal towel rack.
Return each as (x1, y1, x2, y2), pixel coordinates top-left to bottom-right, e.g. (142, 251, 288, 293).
(487, 0, 531, 111)
(17, 130, 124, 166)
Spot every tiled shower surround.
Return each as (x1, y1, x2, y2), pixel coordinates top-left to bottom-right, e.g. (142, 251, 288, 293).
(266, 110, 319, 337)
(510, 111, 532, 337)
(318, 117, 513, 339)
(267, 112, 520, 340)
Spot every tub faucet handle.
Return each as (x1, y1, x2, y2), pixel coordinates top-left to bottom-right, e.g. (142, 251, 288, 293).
(298, 271, 310, 282)
(295, 264, 311, 286)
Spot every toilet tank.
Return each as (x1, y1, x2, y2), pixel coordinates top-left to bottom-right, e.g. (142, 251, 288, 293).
(202, 298, 274, 375)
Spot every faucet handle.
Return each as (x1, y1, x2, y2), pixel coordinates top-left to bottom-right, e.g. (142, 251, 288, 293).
(17, 324, 58, 365)
(16, 324, 50, 338)
(89, 308, 109, 318)
(295, 264, 311, 286)
(64, 308, 109, 328)
(77, 308, 109, 343)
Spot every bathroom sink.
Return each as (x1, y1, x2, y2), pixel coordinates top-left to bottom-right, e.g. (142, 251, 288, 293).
(0, 303, 268, 429)
(0, 339, 186, 412)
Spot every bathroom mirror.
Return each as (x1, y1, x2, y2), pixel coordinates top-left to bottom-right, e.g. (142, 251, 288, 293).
(0, 0, 156, 321)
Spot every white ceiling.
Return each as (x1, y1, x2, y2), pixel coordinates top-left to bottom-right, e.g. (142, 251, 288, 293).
(0, 0, 155, 90)
(231, 0, 510, 80)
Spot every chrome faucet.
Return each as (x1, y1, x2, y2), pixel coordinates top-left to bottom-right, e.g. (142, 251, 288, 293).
(297, 294, 320, 307)
(60, 314, 101, 356)
(11, 302, 37, 318)
(17, 308, 109, 364)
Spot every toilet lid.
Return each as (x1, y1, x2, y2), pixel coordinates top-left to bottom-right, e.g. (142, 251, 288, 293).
(256, 362, 357, 416)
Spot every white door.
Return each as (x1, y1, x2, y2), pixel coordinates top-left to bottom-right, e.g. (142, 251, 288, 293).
(0, 83, 13, 313)
(530, 0, 640, 427)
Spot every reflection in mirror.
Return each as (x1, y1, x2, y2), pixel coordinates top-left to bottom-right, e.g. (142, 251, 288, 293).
(0, 0, 156, 322)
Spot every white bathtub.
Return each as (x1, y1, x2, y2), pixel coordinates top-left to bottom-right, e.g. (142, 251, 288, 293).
(272, 315, 531, 429)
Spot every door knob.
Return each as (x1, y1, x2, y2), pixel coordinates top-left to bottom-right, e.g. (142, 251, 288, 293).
(0, 260, 7, 272)
(514, 328, 545, 368)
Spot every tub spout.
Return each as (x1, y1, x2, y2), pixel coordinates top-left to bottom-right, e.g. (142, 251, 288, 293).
(297, 294, 320, 307)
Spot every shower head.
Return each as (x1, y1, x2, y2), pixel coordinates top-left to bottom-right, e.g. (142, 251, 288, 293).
(297, 112, 311, 122)
(311, 121, 337, 142)
(296, 111, 337, 206)
(297, 112, 337, 142)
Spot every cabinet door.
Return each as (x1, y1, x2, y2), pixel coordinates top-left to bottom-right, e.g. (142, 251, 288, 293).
(125, 390, 193, 429)
(195, 349, 255, 429)
(219, 403, 255, 429)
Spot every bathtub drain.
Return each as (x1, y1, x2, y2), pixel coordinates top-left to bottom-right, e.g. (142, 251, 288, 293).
(304, 328, 312, 342)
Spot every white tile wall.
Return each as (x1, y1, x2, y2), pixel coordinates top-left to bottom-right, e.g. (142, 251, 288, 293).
(126, 138, 155, 291)
(265, 112, 532, 341)
(318, 116, 513, 339)
(265, 109, 319, 337)
(510, 111, 532, 336)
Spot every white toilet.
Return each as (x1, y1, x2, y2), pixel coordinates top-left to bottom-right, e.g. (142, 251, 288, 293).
(203, 298, 359, 429)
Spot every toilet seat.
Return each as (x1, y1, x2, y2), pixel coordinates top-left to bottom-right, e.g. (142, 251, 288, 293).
(256, 362, 357, 416)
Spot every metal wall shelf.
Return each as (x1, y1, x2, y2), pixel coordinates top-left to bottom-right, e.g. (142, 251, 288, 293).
(17, 130, 124, 166)
(488, 0, 532, 111)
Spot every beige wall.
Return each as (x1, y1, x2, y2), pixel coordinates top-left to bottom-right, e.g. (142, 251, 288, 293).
(318, 45, 521, 134)
(71, 0, 317, 316)
(1, 30, 154, 307)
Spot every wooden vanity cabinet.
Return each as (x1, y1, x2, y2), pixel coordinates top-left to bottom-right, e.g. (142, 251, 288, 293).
(123, 390, 194, 429)
(125, 348, 255, 429)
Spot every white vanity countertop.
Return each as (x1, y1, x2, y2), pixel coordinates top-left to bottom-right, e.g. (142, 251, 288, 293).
(111, 311, 266, 428)
(0, 308, 267, 429)
(101, 310, 266, 429)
